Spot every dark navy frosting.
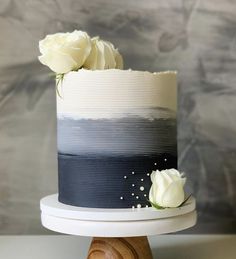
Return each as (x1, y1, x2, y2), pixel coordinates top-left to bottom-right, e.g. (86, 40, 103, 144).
(58, 153, 177, 208)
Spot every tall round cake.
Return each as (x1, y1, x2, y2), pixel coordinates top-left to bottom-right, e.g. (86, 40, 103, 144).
(57, 69, 177, 208)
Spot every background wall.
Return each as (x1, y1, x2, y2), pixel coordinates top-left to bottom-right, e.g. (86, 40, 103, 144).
(0, 0, 236, 234)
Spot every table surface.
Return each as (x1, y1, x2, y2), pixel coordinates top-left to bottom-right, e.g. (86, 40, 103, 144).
(0, 235, 235, 259)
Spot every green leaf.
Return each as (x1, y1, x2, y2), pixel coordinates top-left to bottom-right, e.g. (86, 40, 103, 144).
(55, 73, 65, 98)
(148, 200, 165, 210)
(178, 194, 192, 208)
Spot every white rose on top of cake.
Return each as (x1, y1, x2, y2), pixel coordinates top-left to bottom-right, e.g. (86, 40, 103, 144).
(38, 30, 189, 209)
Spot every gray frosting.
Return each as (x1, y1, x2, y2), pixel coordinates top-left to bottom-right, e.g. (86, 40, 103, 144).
(57, 117, 177, 156)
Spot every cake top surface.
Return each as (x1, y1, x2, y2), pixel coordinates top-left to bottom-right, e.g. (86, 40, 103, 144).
(62, 69, 177, 90)
(66, 68, 176, 76)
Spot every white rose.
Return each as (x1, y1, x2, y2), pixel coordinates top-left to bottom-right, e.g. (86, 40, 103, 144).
(84, 37, 123, 70)
(149, 169, 186, 208)
(38, 30, 91, 74)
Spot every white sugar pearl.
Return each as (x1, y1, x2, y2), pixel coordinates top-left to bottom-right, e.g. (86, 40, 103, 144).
(141, 179, 144, 182)
(154, 163, 157, 165)
(132, 193, 134, 196)
(137, 204, 141, 208)
(140, 186, 145, 191)
(147, 173, 150, 176)
(132, 206, 135, 209)
(120, 196, 124, 200)
(146, 205, 149, 208)
(124, 176, 127, 179)
(132, 171, 135, 175)
(136, 196, 139, 199)
(132, 184, 135, 187)
(144, 194, 147, 197)
(164, 158, 167, 161)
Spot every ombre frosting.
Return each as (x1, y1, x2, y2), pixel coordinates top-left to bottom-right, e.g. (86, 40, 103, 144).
(57, 69, 178, 208)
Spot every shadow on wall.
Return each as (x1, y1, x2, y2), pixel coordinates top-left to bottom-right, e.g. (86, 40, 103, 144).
(0, 62, 57, 234)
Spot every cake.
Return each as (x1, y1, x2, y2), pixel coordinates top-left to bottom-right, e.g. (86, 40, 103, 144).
(57, 69, 177, 208)
(38, 30, 183, 210)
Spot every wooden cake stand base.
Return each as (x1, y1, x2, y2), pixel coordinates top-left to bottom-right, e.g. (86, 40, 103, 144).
(40, 194, 196, 259)
(88, 236, 152, 259)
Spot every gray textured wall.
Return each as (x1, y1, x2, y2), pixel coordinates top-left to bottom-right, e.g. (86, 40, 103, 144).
(0, 0, 236, 234)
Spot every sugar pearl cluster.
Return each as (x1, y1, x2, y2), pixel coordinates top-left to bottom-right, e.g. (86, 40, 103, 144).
(121, 170, 149, 208)
(119, 157, 169, 208)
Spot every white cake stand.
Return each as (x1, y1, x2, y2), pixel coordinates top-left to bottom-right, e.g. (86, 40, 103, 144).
(40, 194, 197, 259)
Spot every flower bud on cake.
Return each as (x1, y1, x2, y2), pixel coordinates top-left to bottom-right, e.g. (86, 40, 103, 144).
(38, 30, 91, 73)
(149, 169, 186, 208)
(84, 37, 123, 70)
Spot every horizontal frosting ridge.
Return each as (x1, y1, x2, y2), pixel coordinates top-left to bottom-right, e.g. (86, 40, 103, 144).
(57, 69, 177, 119)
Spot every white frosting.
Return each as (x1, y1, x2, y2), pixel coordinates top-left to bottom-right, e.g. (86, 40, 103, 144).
(57, 69, 177, 119)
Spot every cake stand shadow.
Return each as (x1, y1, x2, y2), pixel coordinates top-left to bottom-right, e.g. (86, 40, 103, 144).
(40, 194, 197, 259)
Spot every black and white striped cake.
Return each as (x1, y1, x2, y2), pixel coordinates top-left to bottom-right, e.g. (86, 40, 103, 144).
(57, 69, 177, 208)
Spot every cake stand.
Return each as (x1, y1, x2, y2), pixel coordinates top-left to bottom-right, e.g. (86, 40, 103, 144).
(40, 194, 197, 259)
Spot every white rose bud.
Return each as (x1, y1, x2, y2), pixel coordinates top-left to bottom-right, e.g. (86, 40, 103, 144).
(38, 30, 91, 74)
(149, 169, 186, 208)
(84, 37, 123, 70)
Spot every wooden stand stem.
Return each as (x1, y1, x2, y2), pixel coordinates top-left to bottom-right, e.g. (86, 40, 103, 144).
(87, 236, 153, 259)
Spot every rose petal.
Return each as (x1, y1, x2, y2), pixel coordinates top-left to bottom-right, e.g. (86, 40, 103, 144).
(38, 50, 77, 74)
(102, 41, 116, 69)
(161, 180, 185, 207)
(115, 50, 124, 69)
